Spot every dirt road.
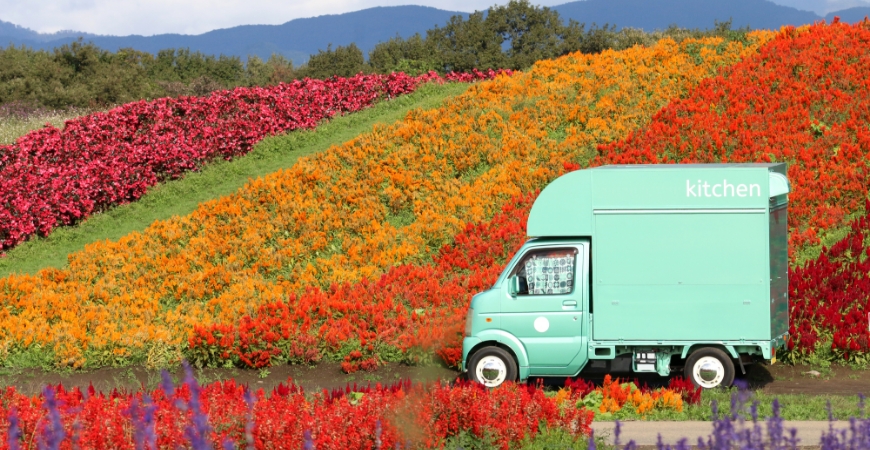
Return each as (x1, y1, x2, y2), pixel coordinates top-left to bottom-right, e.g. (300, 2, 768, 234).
(1, 361, 867, 397)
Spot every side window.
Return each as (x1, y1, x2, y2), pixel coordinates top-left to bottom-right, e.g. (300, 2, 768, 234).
(512, 248, 577, 296)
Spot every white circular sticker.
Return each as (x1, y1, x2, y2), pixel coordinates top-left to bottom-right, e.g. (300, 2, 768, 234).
(534, 317, 549, 333)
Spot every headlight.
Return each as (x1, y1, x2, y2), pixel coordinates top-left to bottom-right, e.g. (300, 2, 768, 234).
(464, 307, 474, 337)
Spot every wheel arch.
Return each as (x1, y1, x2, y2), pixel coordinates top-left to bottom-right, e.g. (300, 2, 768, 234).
(681, 343, 739, 360)
(468, 330, 529, 370)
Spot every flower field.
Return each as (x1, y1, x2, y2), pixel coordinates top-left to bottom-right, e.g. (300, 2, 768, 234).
(0, 16, 867, 378)
(0, 33, 772, 369)
(0, 70, 505, 253)
(2, 17, 870, 450)
(0, 371, 597, 449)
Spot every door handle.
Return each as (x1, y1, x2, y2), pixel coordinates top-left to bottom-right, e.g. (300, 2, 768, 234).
(562, 300, 577, 307)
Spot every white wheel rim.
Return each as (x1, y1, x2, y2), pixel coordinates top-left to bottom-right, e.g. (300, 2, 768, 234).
(475, 355, 507, 387)
(692, 356, 725, 388)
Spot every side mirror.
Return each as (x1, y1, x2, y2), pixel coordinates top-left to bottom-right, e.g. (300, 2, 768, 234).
(507, 275, 520, 297)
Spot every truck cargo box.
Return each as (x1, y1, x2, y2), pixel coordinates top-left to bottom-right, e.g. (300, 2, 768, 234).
(526, 164, 790, 343)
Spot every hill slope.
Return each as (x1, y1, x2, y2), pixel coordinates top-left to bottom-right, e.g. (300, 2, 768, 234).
(0, 32, 771, 368)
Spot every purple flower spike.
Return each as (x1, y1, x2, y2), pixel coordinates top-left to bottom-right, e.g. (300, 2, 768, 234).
(182, 361, 212, 450)
(614, 420, 622, 447)
(128, 394, 158, 450)
(222, 437, 236, 450)
(375, 420, 383, 450)
(142, 394, 158, 450)
(7, 407, 22, 450)
(766, 398, 786, 450)
(303, 430, 315, 450)
(244, 388, 256, 450)
(41, 385, 66, 450)
(161, 369, 175, 398)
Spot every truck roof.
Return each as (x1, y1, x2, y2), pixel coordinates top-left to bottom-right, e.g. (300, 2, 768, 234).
(527, 163, 789, 237)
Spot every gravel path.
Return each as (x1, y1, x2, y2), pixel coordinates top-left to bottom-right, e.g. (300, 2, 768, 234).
(591, 420, 852, 446)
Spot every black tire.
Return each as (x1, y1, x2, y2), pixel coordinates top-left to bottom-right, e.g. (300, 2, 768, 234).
(684, 347, 735, 389)
(467, 346, 518, 388)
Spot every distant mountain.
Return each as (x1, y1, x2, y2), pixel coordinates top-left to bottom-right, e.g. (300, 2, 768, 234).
(0, 19, 97, 43)
(553, 0, 819, 31)
(768, 0, 870, 15)
(825, 6, 870, 21)
(1, 0, 867, 65)
(0, 6, 466, 64)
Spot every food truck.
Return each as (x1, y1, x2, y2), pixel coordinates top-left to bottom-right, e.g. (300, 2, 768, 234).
(461, 164, 790, 389)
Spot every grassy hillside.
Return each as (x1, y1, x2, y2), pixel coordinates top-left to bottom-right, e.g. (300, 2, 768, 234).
(0, 106, 95, 145)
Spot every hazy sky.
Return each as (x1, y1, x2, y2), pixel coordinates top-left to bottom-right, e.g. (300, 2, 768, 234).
(0, 0, 559, 36)
(0, 0, 856, 36)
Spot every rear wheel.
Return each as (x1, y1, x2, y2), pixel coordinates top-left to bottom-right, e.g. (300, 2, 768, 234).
(468, 346, 517, 388)
(684, 347, 735, 389)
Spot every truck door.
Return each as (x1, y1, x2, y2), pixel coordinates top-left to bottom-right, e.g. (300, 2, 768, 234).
(500, 244, 587, 374)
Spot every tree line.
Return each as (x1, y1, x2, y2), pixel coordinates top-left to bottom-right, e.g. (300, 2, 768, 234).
(0, 0, 749, 110)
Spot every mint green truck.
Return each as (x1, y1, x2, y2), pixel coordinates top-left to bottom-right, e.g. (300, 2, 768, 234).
(461, 163, 790, 389)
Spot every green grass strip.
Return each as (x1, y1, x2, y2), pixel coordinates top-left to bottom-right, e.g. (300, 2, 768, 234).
(0, 108, 96, 145)
(0, 82, 471, 277)
(586, 387, 865, 422)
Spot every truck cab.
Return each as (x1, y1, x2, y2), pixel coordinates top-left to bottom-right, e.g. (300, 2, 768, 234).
(462, 163, 790, 389)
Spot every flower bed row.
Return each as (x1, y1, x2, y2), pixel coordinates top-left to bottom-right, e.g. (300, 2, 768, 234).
(186, 193, 536, 370)
(568, 375, 700, 419)
(6, 374, 867, 450)
(0, 34, 771, 368)
(597, 20, 870, 253)
(788, 201, 870, 360)
(0, 368, 597, 450)
(0, 69, 508, 252)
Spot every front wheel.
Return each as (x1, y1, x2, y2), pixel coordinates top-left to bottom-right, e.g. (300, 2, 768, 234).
(467, 346, 517, 388)
(684, 347, 735, 389)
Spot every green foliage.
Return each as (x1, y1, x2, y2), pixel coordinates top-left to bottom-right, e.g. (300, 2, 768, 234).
(0, 343, 57, 371)
(0, 40, 154, 108)
(488, 1, 566, 69)
(297, 43, 367, 79)
(244, 54, 296, 87)
(426, 11, 507, 72)
(675, 386, 868, 421)
(515, 427, 592, 450)
(0, 40, 294, 109)
(440, 430, 499, 450)
(368, 34, 436, 75)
